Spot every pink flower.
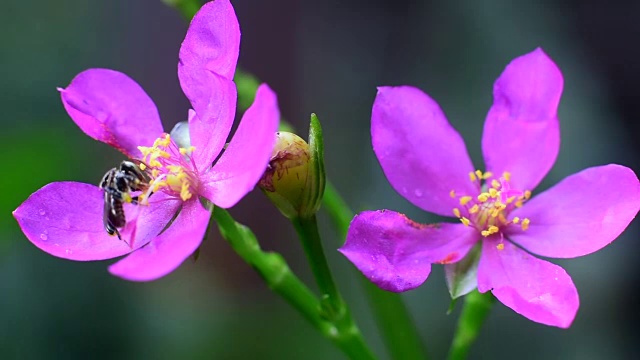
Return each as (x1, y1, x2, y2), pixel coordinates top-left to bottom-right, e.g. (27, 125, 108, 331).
(338, 48, 640, 328)
(13, 0, 279, 281)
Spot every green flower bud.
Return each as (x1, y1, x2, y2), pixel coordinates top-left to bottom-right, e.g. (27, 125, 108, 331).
(259, 114, 326, 219)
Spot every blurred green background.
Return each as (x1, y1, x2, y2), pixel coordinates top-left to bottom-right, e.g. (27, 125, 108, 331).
(2, 0, 640, 359)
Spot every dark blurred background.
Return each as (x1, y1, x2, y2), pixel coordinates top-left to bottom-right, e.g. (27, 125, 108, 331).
(2, 0, 639, 359)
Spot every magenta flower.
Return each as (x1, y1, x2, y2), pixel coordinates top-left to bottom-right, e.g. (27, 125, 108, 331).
(339, 48, 640, 328)
(13, 0, 279, 281)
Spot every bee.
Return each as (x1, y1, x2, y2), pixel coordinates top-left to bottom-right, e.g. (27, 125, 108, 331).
(99, 161, 150, 240)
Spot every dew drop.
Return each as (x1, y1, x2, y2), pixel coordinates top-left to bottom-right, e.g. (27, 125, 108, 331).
(65, 249, 73, 255)
(414, 189, 423, 197)
(39, 209, 46, 216)
(39, 233, 48, 241)
(401, 187, 408, 194)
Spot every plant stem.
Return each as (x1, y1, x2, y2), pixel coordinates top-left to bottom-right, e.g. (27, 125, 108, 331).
(213, 207, 328, 329)
(291, 215, 376, 360)
(322, 181, 429, 360)
(161, 0, 201, 19)
(292, 216, 341, 311)
(447, 290, 495, 360)
(214, 207, 375, 360)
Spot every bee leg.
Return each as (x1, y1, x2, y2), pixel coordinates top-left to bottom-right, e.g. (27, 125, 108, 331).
(106, 219, 123, 241)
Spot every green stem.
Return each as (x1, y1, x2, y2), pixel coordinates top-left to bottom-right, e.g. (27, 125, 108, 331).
(322, 181, 429, 360)
(214, 207, 375, 360)
(161, 0, 202, 19)
(292, 215, 376, 360)
(212, 207, 329, 330)
(447, 290, 495, 360)
(292, 215, 341, 311)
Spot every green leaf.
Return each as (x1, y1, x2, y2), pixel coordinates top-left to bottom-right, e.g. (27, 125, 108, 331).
(445, 243, 481, 299)
(306, 113, 326, 217)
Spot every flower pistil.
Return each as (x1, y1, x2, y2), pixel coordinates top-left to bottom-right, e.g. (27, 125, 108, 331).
(452, 170, 531, 238)
(138, 133, 199, 203)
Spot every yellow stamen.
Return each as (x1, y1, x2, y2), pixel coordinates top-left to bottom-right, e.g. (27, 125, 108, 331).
(482, 171, 493, 179)
(453, 208, 461, 218)
(498, 213, 507, 223)
(521, 218, 530, 231)
(166, 165, 183, 173)
(460, 217, 470, 226)
(469, 172, 477, 182)
(503, 171, 511, 181)
(524, 190, 532, 200)
(475, 170, 483, 180)
(496, 243, 505, 250)
(491, 179, 500, 189)
(488, 188, 499, 198)
(477, 193, 489, 202)
(450, 190, 456, 198)
(459, 196, 472, 206)
(481, 225, 500, 237)
(469, 204, 479, 214)
(512, 217, 520, 224)
(139, 163, 146, 171)
(180, 182, 192, 201)
(155, 133, 171, 147)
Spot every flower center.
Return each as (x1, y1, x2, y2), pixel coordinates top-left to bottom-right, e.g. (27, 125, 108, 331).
(450, 170, 531, 246)
(137, 133, 198, 202)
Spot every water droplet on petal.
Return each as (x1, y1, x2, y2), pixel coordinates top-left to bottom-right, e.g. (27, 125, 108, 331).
(39, 233, 48, 241)
(414, 189, 423, 197)
(65, 249, 73, 255)
(39, 209, 46, 216)
(401, 187, 408, 194)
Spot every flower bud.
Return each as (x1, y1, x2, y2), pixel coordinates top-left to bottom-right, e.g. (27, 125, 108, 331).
(259, 114, 325, 219)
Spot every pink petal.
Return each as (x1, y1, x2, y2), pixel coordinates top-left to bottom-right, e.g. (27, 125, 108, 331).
(108, 198, 211, 281)
(13, 182, 178, 261)
(372, 86, 477, 217)
(178, 0, 240, 139)
(507, 164, 640, 258)
(477, 239, 579, 328)
(129, 191, 183, 250)
(201, 84, 279, 208)
(188, 78, 237, 171)
(339, 210, 479, 292)
(60, 69, 164, 158)
(482, 48, 563, 192)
